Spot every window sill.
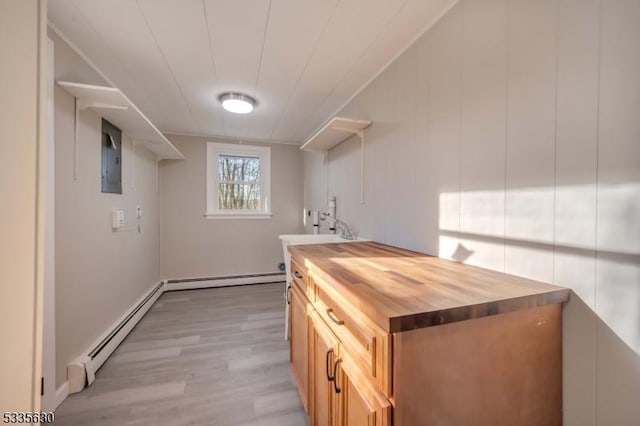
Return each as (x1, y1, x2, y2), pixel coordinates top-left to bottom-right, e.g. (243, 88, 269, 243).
(204, 212, 273, 220)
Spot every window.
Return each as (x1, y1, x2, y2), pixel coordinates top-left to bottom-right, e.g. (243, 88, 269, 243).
(206, 142, 271, 219)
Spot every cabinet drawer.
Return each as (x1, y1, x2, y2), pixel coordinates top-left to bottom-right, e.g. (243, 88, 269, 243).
(315, 283, 391, 397)
(291, 259, 309, 296)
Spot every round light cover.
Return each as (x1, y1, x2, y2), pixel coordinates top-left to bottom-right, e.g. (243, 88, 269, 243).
(219, 92, 256, 114)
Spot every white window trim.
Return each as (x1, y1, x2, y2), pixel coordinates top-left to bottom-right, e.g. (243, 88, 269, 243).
(205, 142, 272, 219)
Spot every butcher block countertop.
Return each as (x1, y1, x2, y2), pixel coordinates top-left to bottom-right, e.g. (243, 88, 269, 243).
(289, 241, 570, 333)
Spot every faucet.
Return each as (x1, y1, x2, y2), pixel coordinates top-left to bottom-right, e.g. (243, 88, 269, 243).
(320, 212, 356, 240)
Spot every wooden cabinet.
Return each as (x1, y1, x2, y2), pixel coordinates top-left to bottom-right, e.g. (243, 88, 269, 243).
(310, 311, 340, 426)
(393, 304, 562, 426)
(308, 309, 390, 426)
(338, 354, 391, 426)
(289, 241, 570, 426)
(289, 284, 310, 414)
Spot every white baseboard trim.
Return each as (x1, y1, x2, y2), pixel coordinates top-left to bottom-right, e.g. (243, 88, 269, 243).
(67, 281, 166, 394)
(54, 382, 69, 410)
(165, 273, 285, 292)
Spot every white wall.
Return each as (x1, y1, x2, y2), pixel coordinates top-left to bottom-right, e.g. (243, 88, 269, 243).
(52, 32, 162, 388)
(304, 0, 640, 424)
(160, 135, 305, 279)
(0, 0, 46, 412)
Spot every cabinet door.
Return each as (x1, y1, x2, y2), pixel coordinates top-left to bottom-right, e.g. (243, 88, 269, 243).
(311, 312, 340, 426)
(337, 357, 391, 426)
(290, 285, 309, 413)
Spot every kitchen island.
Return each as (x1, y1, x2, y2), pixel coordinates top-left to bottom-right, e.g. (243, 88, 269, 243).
(288, 241, 570, 426)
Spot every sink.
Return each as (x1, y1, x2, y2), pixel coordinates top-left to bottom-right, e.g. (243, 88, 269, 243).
(279, 234, 368, 340)
(279, 233, 367, 245)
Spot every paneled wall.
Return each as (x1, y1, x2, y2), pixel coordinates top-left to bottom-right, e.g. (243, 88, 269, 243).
(303, 0, 640, 424)
(160, 135, 305, 280)
(52, 31, 163, 389)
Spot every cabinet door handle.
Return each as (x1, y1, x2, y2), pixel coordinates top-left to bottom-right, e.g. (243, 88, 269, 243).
(333, 358, 343, 394)
(326, 348, 335, 382)
(326, 308, 344, 325)
(286, 286, 291, 304)
(294, 271, 303, 279)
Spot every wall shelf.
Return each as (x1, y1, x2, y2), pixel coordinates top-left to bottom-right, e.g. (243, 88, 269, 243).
(301, 116, 372, 204)
(57, 81, 184, 160)
(300, 116, 372, 152)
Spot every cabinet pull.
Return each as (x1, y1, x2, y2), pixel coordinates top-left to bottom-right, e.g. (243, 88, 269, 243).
(326, 348, 335, 382)
(326, 308, 344, 325)
(286, 286, 291, 304)
(294, 270, 303, 279)
(333, 358, 343, 394)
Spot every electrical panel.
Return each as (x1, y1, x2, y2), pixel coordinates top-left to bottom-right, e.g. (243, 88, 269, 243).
(102, 119, 122, 194)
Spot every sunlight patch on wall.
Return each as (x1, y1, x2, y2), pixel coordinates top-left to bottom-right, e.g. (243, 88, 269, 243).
(438, 182, 640, 354)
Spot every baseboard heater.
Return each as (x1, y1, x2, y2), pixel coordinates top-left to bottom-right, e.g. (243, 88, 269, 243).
(65, 273, 284, 394)
(164, 272, 285, 291)
(67, 281, 165, 394)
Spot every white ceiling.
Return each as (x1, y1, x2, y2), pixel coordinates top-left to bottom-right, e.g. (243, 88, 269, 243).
(49, 0, 456, 145)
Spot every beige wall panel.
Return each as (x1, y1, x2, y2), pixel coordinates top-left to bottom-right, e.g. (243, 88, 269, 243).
(364, 74, 389, 243)
(458, 0, 508, 272)
(0, 0, 43, 412)
(413, 35, 432, 255)
(302, 150, 327, 233)
(554, 0, 599, 305)
(53, 33, 162, 387)
(554, 2, 600, 422)
(298, 1, 640, 423)
(54, 95, 161, 387)
(595, 0, 640, 355)
(160, 135, 304, 279)
(425, 4, 463, 260)
(595, 321, 640, 425)
(328, 135, 362, 233)
(504, 0, 557, 282)
(383, 49, 419, 249)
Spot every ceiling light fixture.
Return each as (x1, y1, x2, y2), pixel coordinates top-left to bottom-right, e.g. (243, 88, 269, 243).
(218, 92, 257, 114)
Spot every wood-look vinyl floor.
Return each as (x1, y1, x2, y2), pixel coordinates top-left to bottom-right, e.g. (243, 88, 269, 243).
(53, 283, 308, 426)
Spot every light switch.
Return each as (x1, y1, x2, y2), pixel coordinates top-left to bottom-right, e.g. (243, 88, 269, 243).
(112, 210, 124, 229)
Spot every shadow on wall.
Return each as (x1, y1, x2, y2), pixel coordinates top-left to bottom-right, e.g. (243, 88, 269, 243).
(436, 182, 640, 358)
(445, 205, 639, 424)
(446, 234, 640, 266)
(434, 181, 640, 423)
